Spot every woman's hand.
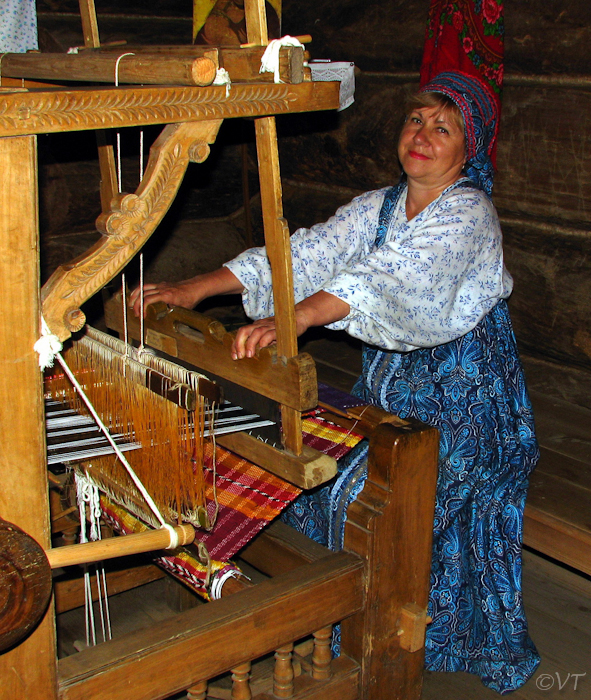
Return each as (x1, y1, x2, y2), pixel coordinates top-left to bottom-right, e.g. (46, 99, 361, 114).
(129, 279, 202, 317)
(230, 308, 312, 360)
(231, 291, 350, 360)
(129, 267, 244, 318)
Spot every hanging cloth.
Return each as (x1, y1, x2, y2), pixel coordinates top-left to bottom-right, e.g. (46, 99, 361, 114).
(419, 0, 504, 165)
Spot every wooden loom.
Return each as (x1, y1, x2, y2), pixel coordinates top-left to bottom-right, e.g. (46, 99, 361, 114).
(0, 2, 439, 699)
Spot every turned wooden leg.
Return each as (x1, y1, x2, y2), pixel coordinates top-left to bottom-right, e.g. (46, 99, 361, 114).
(186, 680, 208, 700)
(274, 643, 294, 698)
(231, 661, 252, 700)
(312, 626, 332, 680)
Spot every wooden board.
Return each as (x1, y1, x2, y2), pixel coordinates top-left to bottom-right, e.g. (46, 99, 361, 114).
(103, 297, 318, 413)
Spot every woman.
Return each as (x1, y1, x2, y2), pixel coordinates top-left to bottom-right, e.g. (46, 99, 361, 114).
(132, 71, 540, 693)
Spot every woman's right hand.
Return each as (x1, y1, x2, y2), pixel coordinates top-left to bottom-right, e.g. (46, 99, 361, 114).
(129, 267, 245, 318)
(129, 279, 204, 317)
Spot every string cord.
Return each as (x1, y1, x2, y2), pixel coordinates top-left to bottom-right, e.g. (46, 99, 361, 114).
(114, 53, 136, 193)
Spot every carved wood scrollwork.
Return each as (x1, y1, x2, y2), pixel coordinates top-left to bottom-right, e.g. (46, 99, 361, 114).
(41, 119, 223, 341)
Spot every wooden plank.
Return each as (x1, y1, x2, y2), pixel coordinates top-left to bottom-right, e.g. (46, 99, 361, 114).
(534, 446, 591, 491)
(78, 0, 119, 215)
(526, 469, 591, 536)
(217, 431, 336, 489)
(58, 552, 364, 700)
(521, 549, 591, 637)
(0, 82, 340, 137)
(78, 0, 100, 47)
(0, 136, 58, 699)
(341, 420, 439, 700)
(240, 520, 331, 576)
(1, 53, 218, 87)
(529, 393, 591, 466)
(93, 44, 305, 84)
(524, 507, 591, 577)
(103, 297, 319, 413)
(523, 443, 591, 573)
(242, 0, 302, 454)
(254, 119, 302, 454)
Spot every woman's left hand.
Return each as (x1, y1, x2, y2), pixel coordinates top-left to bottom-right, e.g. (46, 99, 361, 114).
(231, 309, 312, 360)
(230, 291, 350, 360)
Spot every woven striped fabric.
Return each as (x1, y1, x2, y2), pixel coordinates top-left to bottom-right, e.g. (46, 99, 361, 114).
(101, 413, 364, 599)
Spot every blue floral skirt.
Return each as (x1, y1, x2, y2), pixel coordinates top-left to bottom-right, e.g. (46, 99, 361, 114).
(282, 300, 541, 694)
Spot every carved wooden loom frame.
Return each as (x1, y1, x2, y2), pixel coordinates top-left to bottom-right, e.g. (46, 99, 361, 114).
(0, 3, 438, 698)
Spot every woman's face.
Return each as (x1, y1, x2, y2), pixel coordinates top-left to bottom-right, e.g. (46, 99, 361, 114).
(398, 105, 466, 190)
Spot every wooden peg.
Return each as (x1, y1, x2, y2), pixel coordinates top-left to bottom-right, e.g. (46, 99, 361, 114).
(311, 626, 332, 680)
(274, 643, 294, 698)
(231, 661, 252, 700)
(396, 602, 431, 652)
(186, 680, 208, 700)
(45, 524, 194, 569)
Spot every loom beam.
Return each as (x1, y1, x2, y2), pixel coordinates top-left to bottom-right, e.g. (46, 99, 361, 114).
(45, 524, 195, 569)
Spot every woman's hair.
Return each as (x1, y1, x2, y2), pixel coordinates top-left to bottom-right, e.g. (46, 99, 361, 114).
(406, 91, 465, 133)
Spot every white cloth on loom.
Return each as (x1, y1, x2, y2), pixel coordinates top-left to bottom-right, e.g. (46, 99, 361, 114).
(224, 180, 513, 352)
(0, 0, 38, 52)
(309, 60, 355, 111)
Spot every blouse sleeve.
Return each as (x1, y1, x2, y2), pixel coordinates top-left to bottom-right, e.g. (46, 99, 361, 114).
(322, 187, 513, 351)
(223, 188, 388, 318)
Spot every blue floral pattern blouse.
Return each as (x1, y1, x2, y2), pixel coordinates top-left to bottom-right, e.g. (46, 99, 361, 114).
(225, 179, 513, 349)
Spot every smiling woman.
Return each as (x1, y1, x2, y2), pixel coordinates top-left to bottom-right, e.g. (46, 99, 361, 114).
(397, 98, 466, 219)
(132, 70, 541, 695)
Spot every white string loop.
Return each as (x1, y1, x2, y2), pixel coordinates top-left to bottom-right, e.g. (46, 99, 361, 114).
(260, 36, 304, 83)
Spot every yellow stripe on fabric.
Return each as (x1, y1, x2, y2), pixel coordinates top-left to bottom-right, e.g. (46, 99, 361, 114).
(302, 416, 362, 449)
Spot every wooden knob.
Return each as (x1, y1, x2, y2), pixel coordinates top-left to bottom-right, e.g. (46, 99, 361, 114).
(0, 518, 52, 652)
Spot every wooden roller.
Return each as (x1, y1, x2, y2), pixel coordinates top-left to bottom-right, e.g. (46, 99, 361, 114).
(0, 53, 218, 87)
(45, 523, 195, 569)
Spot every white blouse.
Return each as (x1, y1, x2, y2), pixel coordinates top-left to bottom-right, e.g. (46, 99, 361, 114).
(224, 180, 513, 352)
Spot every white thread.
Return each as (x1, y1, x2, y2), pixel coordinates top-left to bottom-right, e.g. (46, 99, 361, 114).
(162, 523, 179, 550)
(75, 472, 112, 644)
(121, 274, 130, 369)
(116, 131, 123, 193)
(76, 473, 96, 646)
(213, 67, 231, 97)
(34, 331, 63, 370)
(114, 53, 135, 192)
(139, 129, 144, 180)
(138, 253, 145, 354)
(210, 567, 248, 600)
(259, 36, 304, 83)
(101, 568, 112, 640)
(114, 52, 135, 87)
(67, 46, 80, 54)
